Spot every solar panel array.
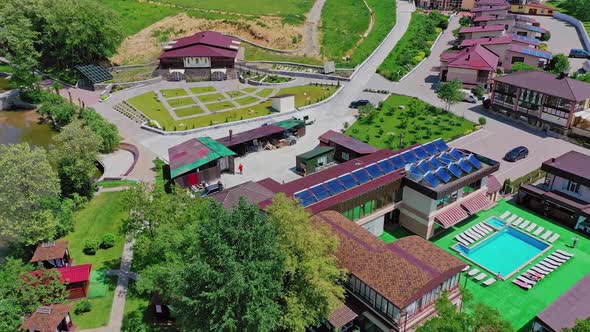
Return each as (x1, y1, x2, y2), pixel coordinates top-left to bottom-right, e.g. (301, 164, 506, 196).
(405, 148, 484, 187)
(520, 47, 552, 59)
(75, 64, 113, 83)
(511, 34, 539, 44)
(294, 138, 466, 207)
(515, 24, 543, 33)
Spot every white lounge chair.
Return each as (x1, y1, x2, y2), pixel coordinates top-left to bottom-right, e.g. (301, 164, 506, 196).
(543, 258, 563, 267)
(468, 268, 480, 276)
(533, 227, 544, 236)
(512, 217, 524, 226)
(526, 269, 548, 277)
(499, 211, 511, 219)
(513, 278, 532, 290)
(541, 230, 553, 240)
(548, 254, 567, 263)
(538, 261, 558, 270)
(458, 234, 474, 244)
(519, 220, 530, 229)
(531, 265, 551, 275)
(506, 215, 518, 223)
(517, 275, 536, 286)
(555, 250, 574, 258)
(470, 227, 486, 238)
(456, 237, 471, 247)
(548, 233, 560, 243)
(462, 265, 471, 272)
(473, 225, 489, 236)
(483, 278, 496, 286)
(475, 273, 487, 281)
(534, 263, 554, 273)
(479, 223, 493, 232)
(465, 229, 482, 241)
(461, 232, 478, 243)
(526, 223, 537, 232)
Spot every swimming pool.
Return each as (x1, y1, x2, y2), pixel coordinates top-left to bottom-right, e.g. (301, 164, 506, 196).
(455, 227, 550, 278)
(486, 217, 507, 230)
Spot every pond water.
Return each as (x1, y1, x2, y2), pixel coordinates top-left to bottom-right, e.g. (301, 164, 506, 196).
(0, 109, 56, 148)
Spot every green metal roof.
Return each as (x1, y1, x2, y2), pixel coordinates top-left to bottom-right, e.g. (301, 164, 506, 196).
(197, 137, 236, 158)
(296, 146, 334, 160)
(168, 137, 236, 179)
(275, 119, 305, 130)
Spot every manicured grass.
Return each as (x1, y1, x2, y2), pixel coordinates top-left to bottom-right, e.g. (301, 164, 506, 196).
(70, 276, 118, 329)
(190, 86, 217, 94)
(243, 44, 324, 65)
(243, 87, 258, 93)
(234, 96, 261, 106)
(127, 92, 175, 128)
(123, 280, 179, 331)
(321, 0, 371, 63)
(160, 88, 188, 98)
(143, 0, 313, 18)
(198, 92, 226, 103)
(345, 94, 476, 149)
(277, 84, 339, 107)
(167, 97, 196, 108)
(174, 105, 204, 117)
(227, 90, 245, 98)
(378, 12, 447, 81)
(256, 88, 275, 98)
(381, 200, 590, 331)
(0, 63, 13, 73)
(96, 180, 139, 188)
(207, 100, 235, 111)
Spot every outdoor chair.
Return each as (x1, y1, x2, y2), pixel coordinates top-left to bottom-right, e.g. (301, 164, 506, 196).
(538, 261, 558, 270)
(519, 220, 530, 229)
(462, 265, 471, 272)
(533, 227, 544, 236)
(513, 279, 532, 290)
(530, 265, 551, 275)
(475, 224, 491, 234)
(457, 234, 474, 245)
(544, 257, 563, 266)
(506, 215, 518, 223)
(526, 223, 537, 232)
(499, 211, 511, 219)
(456, 237, 471, 247)
(541, 230, 553, 240)
(483, 278, 496, 286)
(556, 250, 574, 258)
(475, 273, 487, 281)
(547, 254, 567, 263)
(479, 223, 493, 232)
(516, 275, 536, 286)
(512, 217, 524, 226)
(468, 268, 480, 276)
(470, 227, 486, 238)
(465, 230, 481, 241)
(548, 233, 560, 243)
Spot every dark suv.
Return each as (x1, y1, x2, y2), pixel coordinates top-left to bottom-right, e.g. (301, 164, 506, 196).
(200, 183, 223, 197)
(569, 48, 590, 59)
(504, 146, 529, 162)
(349, 99, 370, 108)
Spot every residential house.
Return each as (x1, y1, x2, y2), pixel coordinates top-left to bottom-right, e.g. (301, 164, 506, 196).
(471, 5, 510, 17)
(440, 45, 499, 89)
(518, 151, 590, 234)
(210, 181, 275, 209)
(490, 71, 590, 134)
(512, 23, 548, 39)
(159, 30, 242, 81)
(503, 44, 551, 70)
(475, 0, 509, 7)
(459, 25, 506, 39)
(459, 35, 549, 70)
(296, 146, 336, 175)
(511, 2, 555, 16)
(30, 241, 72, 269)
(319, 130, 379, 162)
(473, 14, 538, 29)
(314, 211, 466, 331)
(415, 0, 473, 10)
(20, 304, 75, 332)
(532, 273, 590, 332)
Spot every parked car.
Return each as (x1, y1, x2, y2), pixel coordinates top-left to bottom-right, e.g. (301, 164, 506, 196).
(349, 99, 371, 108)
(460, 89, 478, 103)
(569, 48, 590, 59)
(504, 146, 529, 162)
(200, 183, 223, 197)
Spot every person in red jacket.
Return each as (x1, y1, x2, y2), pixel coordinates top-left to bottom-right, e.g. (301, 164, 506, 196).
(239, 163, 244, 174)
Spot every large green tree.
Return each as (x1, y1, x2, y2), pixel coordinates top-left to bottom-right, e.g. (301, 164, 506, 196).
(545, 53, 571, 74)
(561, 0, 590, 21)
(564, 318, 590, 332)
(81, 108, 121, 154)
(437, 79, 465, 112)
(0, 144, 61, 245)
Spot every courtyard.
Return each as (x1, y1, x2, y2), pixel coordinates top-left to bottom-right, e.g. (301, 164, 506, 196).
(381, 199, 590, 331)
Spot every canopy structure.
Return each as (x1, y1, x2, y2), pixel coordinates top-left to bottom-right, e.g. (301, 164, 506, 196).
(274, 119, 305, 130)
(435, 205, 470, 228)
(75, 64, 113, 83)
(168, 137, 236, 178)
(460, 192, 494, 214)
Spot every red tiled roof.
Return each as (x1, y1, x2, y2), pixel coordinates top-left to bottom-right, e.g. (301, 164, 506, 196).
(486, 175, 502, 194)
(525, 2, 554, 10)
(256, 178, 283, 192)
(476, 0, 509, 6)
(217, 124, 286, 147)
(57, 264, 92, 284)
(160, 30, 239, 59)
(471, 5, 510, 12)
(315, 211, 465, 308)
(441, 45, 499, 71)
(494, 71, 590, 102)
(460, 34, 539, 47)
(508, 44, 552, 59)
(30, 241, 69, 263)
(160, 44, 237, 59)
(460, 191, 494, 214)
(434, 205, 470, 228)
(319, 130, 379, 155)
(20, 304, 72, 332)
(459, 24, 506, 33)
(328, 303, 358, 328)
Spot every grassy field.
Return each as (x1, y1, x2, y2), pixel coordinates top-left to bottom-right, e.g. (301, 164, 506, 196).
(103, 0, 182, 38)
(198, 93, 226, 103)
(234, 96, 261, 106)
(345, 94, 476, 149)
(256, 88, 275, 98)
(63, 192, 128, 329)
(175, 106, 204, 117)
(140, 0, 313, 18)
(547, 0, 590, 34)
(207, 100, 235, 111)
(96, 180, 139, 188)
(0, 63, 14, 73)
(321, 0, 371, 63)
(381, 200, 590, 331)
(190, 86, 217, 94)
(243, 87, 258, 93)
(243, 44, 324, 65)
(160, 88, 188, 98)
(167, 97, 196, 108)
(227, 90, 245, 98)
(107, 66, 157, 83)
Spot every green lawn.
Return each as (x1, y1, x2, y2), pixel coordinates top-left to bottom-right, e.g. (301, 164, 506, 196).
(140, 0, 312, 18)
(381, 200, 590, 331)
(207, 100, 235, 111)
(198, 92, 226, 103)
(0, 63, 14, 73)
(345, 94, 476, 149)
(160, 88, 188, 98)
(107, 66, 157, 83)
(234, 95, 261, 106)
(276, 84, 338, 107)
(123, 280, 179, 331)
(243, 44, 324, 65)
(96, 180, 139, 188)
(167, 97, 196, 108)
(174, 106, 204, 117)
(243, 87, 258, 93)
(256, 88, 275, 98)
(190, 86, 217, 94)
(62, 192, 128, 329)
(227, 90, 245, 98)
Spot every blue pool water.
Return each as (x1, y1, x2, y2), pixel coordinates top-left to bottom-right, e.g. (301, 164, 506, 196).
(486, 217, 507, 229)
(456, 227, 549, 277)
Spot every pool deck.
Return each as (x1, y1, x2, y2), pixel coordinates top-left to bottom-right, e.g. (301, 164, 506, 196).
(381, 199, 590, 331)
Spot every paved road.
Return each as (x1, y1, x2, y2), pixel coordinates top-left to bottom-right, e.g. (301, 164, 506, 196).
(531, 15, 587, 72)
(303, 0, 326, 56)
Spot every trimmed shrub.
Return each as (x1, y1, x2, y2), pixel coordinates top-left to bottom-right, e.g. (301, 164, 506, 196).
(83, 239, 99, 255)
(478, 117, 487, 126)
(101, 233, 115, 249)
(75, 300, 92, 314)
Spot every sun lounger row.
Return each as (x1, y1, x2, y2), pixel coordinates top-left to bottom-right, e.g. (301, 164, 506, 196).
(501, 212, 561, 244)
(465, 267, 496, 286)
(513, 250, 574, 290)
(455, 223, 494, 246)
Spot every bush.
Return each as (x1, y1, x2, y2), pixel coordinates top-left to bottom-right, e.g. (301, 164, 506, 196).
(473, 86, 485, 99)
(540, 32, 551, 41)
(83, 239, 99, 255)
(75, 300, 92, 314)
(478, 117, 487, 126)
(101, 233, 116, 249)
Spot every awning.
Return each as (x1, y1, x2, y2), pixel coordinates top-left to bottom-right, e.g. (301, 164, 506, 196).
(435, 205, 470, 228)
(486, 175, 502, 194)
(328, 303, 358, 329)
(169, 69, 185, 74)
(461, 192, 494, 214)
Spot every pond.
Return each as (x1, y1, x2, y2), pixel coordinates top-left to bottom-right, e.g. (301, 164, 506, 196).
(0, 109, 56, 148)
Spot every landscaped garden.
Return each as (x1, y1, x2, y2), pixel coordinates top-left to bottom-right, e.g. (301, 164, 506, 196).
(167, 97, 195, 108)
(174, 106, 204, 117)
(380, 199, 590, 331)
(345, 94, 476, 149)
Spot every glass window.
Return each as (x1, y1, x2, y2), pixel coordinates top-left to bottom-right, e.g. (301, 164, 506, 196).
(342, 152, 350, 161)
(565, 180, 581, 193)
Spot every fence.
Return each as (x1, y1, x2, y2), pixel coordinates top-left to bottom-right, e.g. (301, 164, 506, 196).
(503, 168, 546, 194)
(553, 12, 590, 52)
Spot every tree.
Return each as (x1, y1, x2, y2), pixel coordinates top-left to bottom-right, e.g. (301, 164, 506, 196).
(545, 53, 571, 74)
(511, 62, 538, 73)
(52, 121, 101, 198)
(575, 73, 590, 83)
(459, 16, 473, 27)
(80, 108, 121, 153)
(437, 79, 465, 112)
(0, 144, 61, 245)
(266, 194, 345, 331)
(38, 93, 77, 128)
(563, 318, 590, 332)
(561, 0, 590, 22)
(358, 104, 378, 124)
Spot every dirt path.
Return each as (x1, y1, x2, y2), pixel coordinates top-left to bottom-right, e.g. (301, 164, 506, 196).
(363, 0, 376, 38)
(303, 0, 326, 56)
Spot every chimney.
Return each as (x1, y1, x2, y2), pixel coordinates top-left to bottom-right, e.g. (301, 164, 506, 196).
(551, 158, 556, 162)
(229, 129, 233, 141)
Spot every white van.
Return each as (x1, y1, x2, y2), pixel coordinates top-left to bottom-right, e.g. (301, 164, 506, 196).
(460, 89, 478, 104)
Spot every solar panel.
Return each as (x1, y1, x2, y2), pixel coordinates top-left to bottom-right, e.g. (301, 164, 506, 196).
(352, 169, 371, 184)
(423, 171, 441, 187)
(512, 34, 538, 44)
(433, 139, 449, 152)
(417, 160, 430, 173)
(449, 148, 464, 160)
(447, 163, 463, 177)
(324, 178, 345, 195)
(75, 64, 113, 83)
(294, 190, 316, 207)
(428, 157, 444, 170)
(401, 151, 418, 163)
(390, 155, 405, 169)
(408, 165, 424, 180)
(422, 142, 438, 156)
(339, 174, 357, 189)
(435, 167, 452, 183)
(438, 154, 454, 165)
(467, 154, 483, 169)
(310, 184, 331, 201)
(458, 159, 473, 173)
(412, 146, 429, 159)
(365, 163, 384, 179)
(520, 47, 551, 59)
(377, 159, 396, 173)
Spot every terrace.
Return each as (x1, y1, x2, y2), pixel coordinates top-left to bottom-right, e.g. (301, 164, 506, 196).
(381, 199, 590, 330)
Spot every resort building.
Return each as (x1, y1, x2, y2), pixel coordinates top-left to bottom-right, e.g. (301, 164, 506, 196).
(471, 5, 510, 17)
(473, 14, 538, 29)
(210, 181, 275, 210)
(314, 211, 466, 331)
(518, 151, 590, 234)
(158, 30, 242, 81)
(415, 0, 473, 10)
(30, 241, 72, 269)
(489, 71, 590, 134)
(532, 273, 590, 331)
(440, 45, 499, 89)
(20, 304, 75, 332)
(319, 130, 379, 162)
(511, 23, 548, 39)
(475, 0, 509, 7)
(510, 2, 554, 16)
(458, 25, 506, 40)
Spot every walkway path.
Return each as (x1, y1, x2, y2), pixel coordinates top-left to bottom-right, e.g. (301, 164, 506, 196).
(303, 0, 326, 56)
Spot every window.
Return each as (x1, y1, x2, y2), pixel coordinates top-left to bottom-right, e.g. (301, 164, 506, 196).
(564, 180, 581, 194)
(511, 56, 525, 64)
(342, 152, 350, 161)
(437, 190, 459, 209)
